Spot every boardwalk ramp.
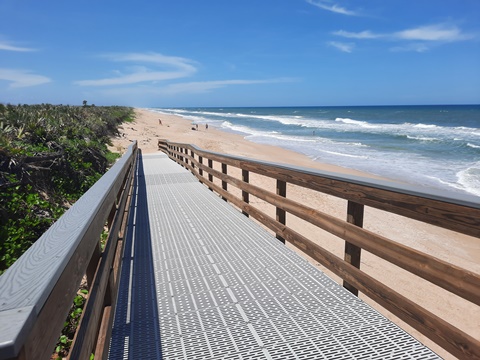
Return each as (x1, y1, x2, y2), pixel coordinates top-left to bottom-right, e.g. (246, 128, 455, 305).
(108, 152, 439, 359)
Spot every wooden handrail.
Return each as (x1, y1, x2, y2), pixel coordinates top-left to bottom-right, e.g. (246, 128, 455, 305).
(0, 142, 138, 360)
(158, 139, 480, 359)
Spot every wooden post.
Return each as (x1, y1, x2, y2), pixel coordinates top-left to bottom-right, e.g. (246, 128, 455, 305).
(242, 169, 250, 217)
(343, 200, 364, 296)
(222, 163, 228, 201)
(86, 242, 101, 289)
(199, 156, 203, 176)
(106, 202, 117, 230)
(208, 159, 213, 191)
(276, 180, 286, 244)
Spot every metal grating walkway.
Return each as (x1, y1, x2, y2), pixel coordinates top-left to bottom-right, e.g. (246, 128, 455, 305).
(108, 152, 440, 359)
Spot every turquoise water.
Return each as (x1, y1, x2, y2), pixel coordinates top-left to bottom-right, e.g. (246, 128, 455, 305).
(152, 105, 480, 198)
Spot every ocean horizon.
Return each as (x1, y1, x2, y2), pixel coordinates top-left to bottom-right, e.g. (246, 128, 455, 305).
(151, 105, 480, 199)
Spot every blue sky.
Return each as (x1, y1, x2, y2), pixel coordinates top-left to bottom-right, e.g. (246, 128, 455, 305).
(1, 0, 479, 107)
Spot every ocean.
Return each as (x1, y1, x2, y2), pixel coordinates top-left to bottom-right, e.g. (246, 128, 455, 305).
(151, 105, 480, 199)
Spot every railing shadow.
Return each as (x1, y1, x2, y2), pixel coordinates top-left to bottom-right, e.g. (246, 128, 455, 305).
(108, 150, 163, 359)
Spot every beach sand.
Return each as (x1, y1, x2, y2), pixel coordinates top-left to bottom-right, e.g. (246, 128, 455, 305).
(111, 108, 480, 359)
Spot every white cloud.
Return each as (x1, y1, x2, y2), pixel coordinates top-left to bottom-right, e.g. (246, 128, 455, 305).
(328, 41, 354, 53)
(75, 52, 296, 97)
(94, 78, 297, 100)
(390, 43, 430, 53)
(162, 78, 295, 95)
(75, 52, 197, 86)
(332, 23, 474, 52)
(0, 68, 51, 87)
(394, 24, 471, 42)
(306, 0, 358, 16)
(101, 52, 197, 72)
(0, 39, 36, 52)
(75, 70, 191, 86)
(332, 30, 382, 39)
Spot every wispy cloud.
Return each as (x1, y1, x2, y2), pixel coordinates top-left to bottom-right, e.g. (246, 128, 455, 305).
(163, 78, 296, 95)
(94, 78, 297, 102)
(394, 24, 472, 42)
(390, 43, 430, 53)
(75, 52, 197, 86)
(0, 38, 36, 52)
(306, 0, 358, 16)
(332, 30, 383, 39)
(332, 23, 474, 52)
(0, 68, 51, 87)
(328, 41, 354, 53)
(75, 51, 296, 96)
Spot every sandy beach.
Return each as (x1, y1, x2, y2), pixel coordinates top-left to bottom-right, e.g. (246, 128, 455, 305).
(111, 108, 480, 359)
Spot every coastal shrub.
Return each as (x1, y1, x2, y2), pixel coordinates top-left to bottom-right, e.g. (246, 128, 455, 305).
(0, 103, 134, 273)
(54, 288, 89, 358)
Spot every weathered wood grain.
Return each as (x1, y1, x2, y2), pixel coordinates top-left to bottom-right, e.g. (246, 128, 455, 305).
(276, 180, 287, 244)
(242, 169, 250, 217)
(343, 201, 364, 295)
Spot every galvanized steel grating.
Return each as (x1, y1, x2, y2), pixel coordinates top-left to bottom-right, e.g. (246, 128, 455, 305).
(109, 153, 441, 359)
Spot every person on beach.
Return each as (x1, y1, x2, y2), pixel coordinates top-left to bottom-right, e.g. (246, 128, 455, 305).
(206, 124, 209, 130)
(158, 119, 162, 125)
(196, 124, 199, 130)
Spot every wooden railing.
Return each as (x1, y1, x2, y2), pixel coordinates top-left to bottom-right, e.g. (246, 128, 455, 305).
(159, 139, 480, 359)
(0, 142, 138, 360)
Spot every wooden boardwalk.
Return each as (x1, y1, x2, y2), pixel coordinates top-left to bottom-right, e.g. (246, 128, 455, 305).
(107, 152, 440, 359)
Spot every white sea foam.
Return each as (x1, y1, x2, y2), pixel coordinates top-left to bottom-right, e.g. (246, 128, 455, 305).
(334, 118, 380, 129)
(406, 135, 438, 141)
(221, 122, 316, 143)
(467, 143, 480, 149)
(234, 112, 307, 126)
(457, 164, 480, 197)
(413, 123, 438, 129)
(350, 142, 368, 147)
(317, 150, 368, 159)
(252, 134, 317, 143)
(182, 115, 211, 123)
(220, 121, 251, 134)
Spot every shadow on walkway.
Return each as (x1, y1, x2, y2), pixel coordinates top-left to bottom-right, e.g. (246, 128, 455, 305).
(108, 150, 163, 359)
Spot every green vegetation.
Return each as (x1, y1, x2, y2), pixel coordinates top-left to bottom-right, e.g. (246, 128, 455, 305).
(0, 103, 134, 273)
(55, 288, 88, 357)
